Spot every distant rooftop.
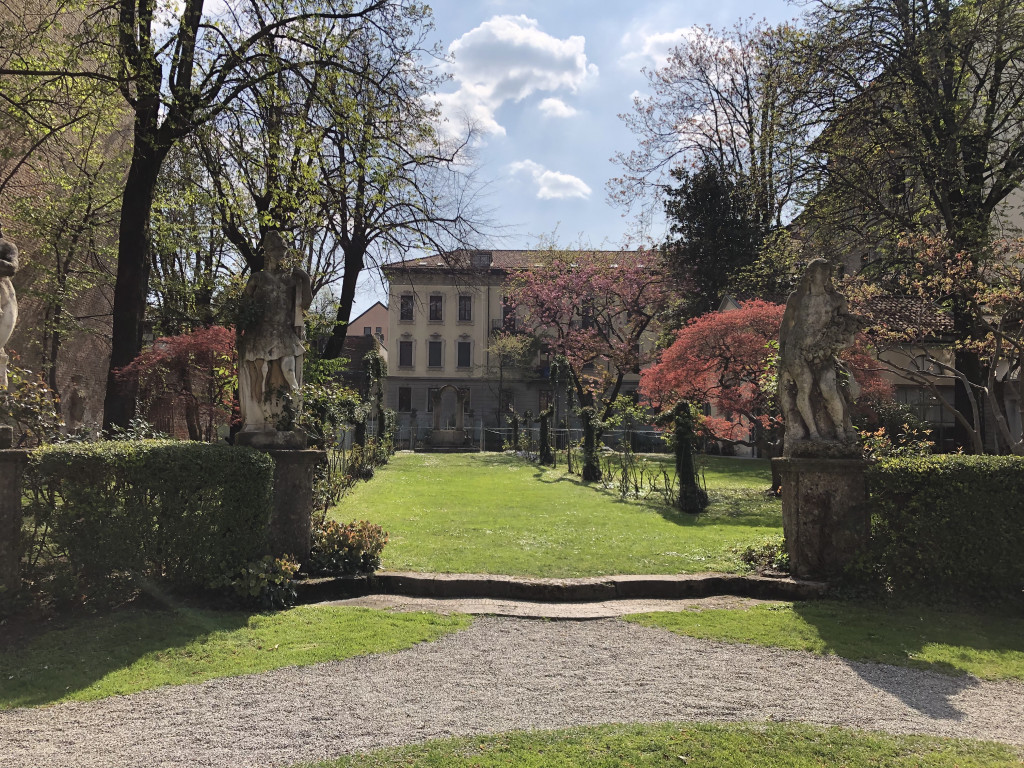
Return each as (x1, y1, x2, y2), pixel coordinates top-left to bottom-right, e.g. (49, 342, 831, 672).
(383, 248, 632, 273)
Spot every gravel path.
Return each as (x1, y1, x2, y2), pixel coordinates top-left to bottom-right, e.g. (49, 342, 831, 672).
(2, 616, 1022, 768)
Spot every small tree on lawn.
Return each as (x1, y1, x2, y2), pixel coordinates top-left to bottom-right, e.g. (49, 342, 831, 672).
(485, 331, 535, 428)
(116, 326, 236, 442)
(641, 301, 786, 457)
(508, 248, 669, 482)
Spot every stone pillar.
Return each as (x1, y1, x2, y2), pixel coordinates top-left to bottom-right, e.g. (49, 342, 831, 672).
(455, 389, 466, 430)
(431, 390, 442, 430)
(266, 449, 324, 563)
(0, 447, 29, 603)
(773, 457, 869, 580)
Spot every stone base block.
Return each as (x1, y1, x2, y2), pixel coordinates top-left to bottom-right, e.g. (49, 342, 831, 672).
(773, 457, 869, 581)
(237, 429, 308, 450)
(266, 449, 325, 563)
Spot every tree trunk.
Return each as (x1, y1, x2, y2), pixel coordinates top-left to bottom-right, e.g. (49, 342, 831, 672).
(580, 407, 601, 482)
(322, 242, 365, 359)
(102, 108, 166, 432)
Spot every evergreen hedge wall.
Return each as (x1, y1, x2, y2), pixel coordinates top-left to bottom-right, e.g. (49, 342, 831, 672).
(866, 455, 1024, 601)
(26, 440, 275, 591)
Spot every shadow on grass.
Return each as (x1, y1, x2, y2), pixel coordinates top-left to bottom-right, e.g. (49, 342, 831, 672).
(789, 600, 1024, 718)
(528, 462, 782, 529)
(0, 598, 250, 709)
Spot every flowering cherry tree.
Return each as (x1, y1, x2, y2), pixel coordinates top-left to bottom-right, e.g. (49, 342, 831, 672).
(507, 248, 669, 480)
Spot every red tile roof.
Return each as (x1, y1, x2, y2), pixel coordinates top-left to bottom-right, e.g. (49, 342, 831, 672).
(383, 249, 628, 273)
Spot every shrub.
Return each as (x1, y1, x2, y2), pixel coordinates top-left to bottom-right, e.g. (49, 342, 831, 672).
(0, 364, 64, 446)
(737, 536, 790, 574)
(307, 516, 388, 576)
(209, 555, 299, 610)
(864, 455, 1024, 601)
(25, 441, 275, 596)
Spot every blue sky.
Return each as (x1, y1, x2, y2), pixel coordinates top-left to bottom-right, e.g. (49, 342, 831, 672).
(351, 0, 795, 317)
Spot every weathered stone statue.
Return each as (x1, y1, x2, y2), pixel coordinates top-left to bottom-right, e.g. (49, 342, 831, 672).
(778, 259, 862, 457)
(236, 230, 313, 449)
(0, 226, 20, 390)
(774, 259, 869, 580)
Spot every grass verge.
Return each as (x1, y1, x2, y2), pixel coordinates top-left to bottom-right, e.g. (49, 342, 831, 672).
(331, 453, 780, 577)
(626, 601, 1024, 680)
(0, 605, 471, 709)
(295, 722, 1023, 767)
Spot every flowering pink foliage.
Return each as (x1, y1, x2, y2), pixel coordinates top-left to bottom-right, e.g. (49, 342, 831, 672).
(641, 300, 892, 444)
(640, 300, 785, 442)
(117, 325, 237, 440)
(507, 249, 669, 409)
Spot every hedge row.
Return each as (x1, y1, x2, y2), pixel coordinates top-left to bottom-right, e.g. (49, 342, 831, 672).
(865, 455, 1024, 601)
(26, 440, 275, 591)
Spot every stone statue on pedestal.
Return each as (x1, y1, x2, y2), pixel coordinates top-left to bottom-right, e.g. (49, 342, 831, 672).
(0, 226, 20, 390)
(236, 230, 313, 449)
(778, 259, 862, 457)
(774, 259, 870, 580)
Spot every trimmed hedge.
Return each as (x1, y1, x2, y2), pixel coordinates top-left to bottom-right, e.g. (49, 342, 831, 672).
(26, 441, 275, 591)
(866, 455, 1024, 601)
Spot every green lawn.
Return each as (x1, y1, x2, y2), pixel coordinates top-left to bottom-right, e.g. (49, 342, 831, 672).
(627, 601, 1024, 680)
(296, 722, 1023, 767)
(331, 452, 781, 577)
(0, 605, 471, 709)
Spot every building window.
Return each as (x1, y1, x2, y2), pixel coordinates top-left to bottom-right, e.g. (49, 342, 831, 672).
(426, 387, 439, 412)
(428, 340, 443, 367)
(457, 340, 471, 368)
(458, 295, 472, 322)
(375, 326, 382, 338)
(539, 389, 553, 413)
(398, 387, 412, 412)
(399, 340, 413, 367)
(400, 294, 414, 322)
(429, 294, 443, 321)
(363, 326, 371, 336)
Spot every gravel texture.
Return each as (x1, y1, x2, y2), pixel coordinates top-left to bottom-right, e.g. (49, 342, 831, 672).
(2, 616, 1022, 768)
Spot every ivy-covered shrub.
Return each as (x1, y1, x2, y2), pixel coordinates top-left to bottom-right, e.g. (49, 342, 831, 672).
(209, 555, 299, 610)
(307, 516, 388, 576)
(25, 441, 275, 595)
(864, 455, 1024, 601)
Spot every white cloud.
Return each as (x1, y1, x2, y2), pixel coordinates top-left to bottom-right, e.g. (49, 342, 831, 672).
(619, 25, 700, 71)
(438, 15, 597, 135)
(538, 97, 578, 119)
(509, 159, 592, 200)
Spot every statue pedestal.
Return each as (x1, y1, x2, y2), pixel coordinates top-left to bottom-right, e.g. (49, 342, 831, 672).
(429, 428, 465, 449)
(265, 449, 324, 563)
(237, 429, 308, 450)
(773, 457, 869, 580)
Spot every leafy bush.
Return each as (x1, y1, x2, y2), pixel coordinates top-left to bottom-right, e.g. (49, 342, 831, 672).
(863, 455, 1024, 601)
(0, 364, 64, 446)
(307, 516, 388, 576)
(737, 536, 790, 574)
(24, 441, 275, 597)
(209, 555, 299, 610)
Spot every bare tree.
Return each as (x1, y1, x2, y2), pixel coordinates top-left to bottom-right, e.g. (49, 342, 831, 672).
(611, 18, 811, 236)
